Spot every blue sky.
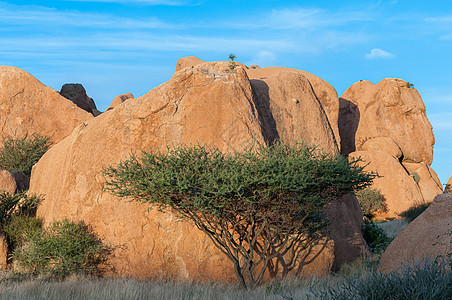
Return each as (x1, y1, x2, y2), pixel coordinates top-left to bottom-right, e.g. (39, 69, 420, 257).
(1, 0, 451, 185)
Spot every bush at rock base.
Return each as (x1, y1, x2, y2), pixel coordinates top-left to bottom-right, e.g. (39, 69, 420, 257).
(362, 220, 392, 255)
(13, 219, 114, 279)
(0, 134, 51, 176)
(398, 200, 432, 223)
(354, 187, 387, 220)
(3, 215, 43, 256)
(0, 191, 40, 230)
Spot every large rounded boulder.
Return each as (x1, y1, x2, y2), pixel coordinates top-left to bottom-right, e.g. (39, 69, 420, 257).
(381, 194, 452, 272)
(29, 60, 364, 282)
(0, 66, 93, 145)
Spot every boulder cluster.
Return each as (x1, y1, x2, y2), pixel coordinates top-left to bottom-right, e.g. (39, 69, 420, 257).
(0, 57, 448, 280)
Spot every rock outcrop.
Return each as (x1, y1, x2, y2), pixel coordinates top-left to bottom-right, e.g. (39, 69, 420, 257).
(0, 168, 17, 193)
(0, 231, 7, 270)
(339, 79, 440, 218)
(30, 61, 351, 282)
(349, 151, 424, 219)
(246, 67, 340, 150)
(0, 66, 93, 145)
(325, 193, 369, 269)
(248, 70, 338, 152)
(339, 79, 434, 164)
(106, 93, 134, 111)
(445, 176, 452, 193)
(60, 83, 100, 116)
(175, 56, 205, 72)
(381, 194, 452, 272)
(10, 170, 29, 192)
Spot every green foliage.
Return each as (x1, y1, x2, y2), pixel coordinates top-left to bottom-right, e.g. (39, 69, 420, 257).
(265, 282, 294, 300)
(3, 215, 43, 254)
(406, 82, 415, 88)
(362, 220, 392, 254)
(312, 258, 452, 300)
(444, 184, 452, 194)
(103, 143, 374, 288)
(410, 171, 421, 183)
(228, 53, 236, 70)
(13, 219, 114, 279)
(398, 200, 431, 223)
(355, 188, 387, 220)
(0, 134, 51, 176)
(0, 191, 40, 229)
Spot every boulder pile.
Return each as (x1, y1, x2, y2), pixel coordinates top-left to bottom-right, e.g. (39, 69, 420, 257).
(0, 57, 442, 282)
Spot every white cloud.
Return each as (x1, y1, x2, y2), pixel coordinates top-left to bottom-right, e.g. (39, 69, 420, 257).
(247, 51, 277, 68)
(0, 4, 171, 29)
(365, 48, 395, 59)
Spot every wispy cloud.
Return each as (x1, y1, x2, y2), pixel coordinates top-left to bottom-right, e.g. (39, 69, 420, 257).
(228, 7, 373, 30)
(365, 48, 395, 59)
(64, 0, 192, 5)
(429, 112, 452, 131)
(0, 3, 171, 29)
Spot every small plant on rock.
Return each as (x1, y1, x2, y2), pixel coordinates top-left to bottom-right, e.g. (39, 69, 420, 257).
(406, 82, 414, 88)
(228, 53, 236, 70)
(410, 171, 420, 183)
(0, 134, 51, 176)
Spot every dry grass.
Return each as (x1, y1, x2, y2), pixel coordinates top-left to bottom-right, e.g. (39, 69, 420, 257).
(0, 272, 317, 300)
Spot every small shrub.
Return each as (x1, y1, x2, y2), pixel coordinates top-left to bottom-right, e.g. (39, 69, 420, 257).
(355, 188, 387, 220)
(406, 82, 414, 88)
(228, 53, 236, 70)
(398, 200, 431, 223)
(362, 220, 392, 254)
(0, 134, 51, 176)
(312, 257, 452, 299)
(0, 191, 41, 229)
(13, 219, 114, 279)
(3, 215, 43, 253)
(444, 183, 452, 194)
(410, 171, 420, 183)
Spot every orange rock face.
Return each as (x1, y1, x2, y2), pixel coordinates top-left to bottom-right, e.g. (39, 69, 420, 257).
(175, 56, 205, 72)
(249, 70, 338, 152)
(0, 168, 17, 193)
(30, 61, 347, 282)
(339, 79, 434, 164)
(349, 151, 424, 219)
(381, 194, 452, 272)
(106, 92, 134, 111)
(0, 66, 93, 145)
(445, 176, 452, 193)
(340, 79, 440, 218)
(247, 67, 340, 149)
(0, 232, 7, 270)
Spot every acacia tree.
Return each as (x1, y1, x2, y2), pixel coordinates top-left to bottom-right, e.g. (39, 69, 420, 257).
(103, 143, 373, 288)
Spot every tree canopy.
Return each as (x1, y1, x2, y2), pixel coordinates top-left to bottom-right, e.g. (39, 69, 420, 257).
(103, 143, 374, 288)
